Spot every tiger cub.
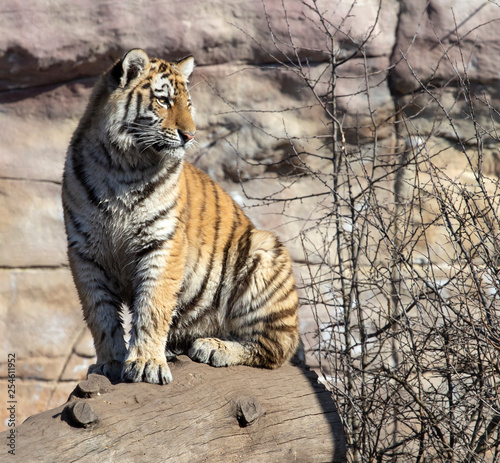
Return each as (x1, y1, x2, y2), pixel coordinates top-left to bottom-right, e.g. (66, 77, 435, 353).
(62, 48, 299, 384)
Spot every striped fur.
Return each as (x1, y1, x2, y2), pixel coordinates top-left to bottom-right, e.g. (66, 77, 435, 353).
(62, 49, 299, 384)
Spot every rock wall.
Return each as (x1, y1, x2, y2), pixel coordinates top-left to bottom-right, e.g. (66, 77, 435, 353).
(1, 0, 500, 431)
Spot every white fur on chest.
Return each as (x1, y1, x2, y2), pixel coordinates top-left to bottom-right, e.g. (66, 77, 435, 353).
(84, 163, 180, 281)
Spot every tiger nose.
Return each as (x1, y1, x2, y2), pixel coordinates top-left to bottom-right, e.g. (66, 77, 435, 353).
(179, 130, 195, 143)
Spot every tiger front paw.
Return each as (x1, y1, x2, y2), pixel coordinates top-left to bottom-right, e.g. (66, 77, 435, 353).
(188, 338, 235, 367)
(88, 360, 123, 381)
(121, 357, 172, 385)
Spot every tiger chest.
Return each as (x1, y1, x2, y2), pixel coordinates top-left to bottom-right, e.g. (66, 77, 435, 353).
(87, 194, 180, 288)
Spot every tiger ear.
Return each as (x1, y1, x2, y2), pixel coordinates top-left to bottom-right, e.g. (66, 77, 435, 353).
(113, 49, 150, 88)
(176, 56, 195, 81)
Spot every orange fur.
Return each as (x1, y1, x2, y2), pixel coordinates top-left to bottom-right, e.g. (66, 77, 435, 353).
(62, 49, 299, 384)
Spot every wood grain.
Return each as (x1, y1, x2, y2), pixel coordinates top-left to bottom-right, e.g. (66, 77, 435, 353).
(0, 357, 346, 462)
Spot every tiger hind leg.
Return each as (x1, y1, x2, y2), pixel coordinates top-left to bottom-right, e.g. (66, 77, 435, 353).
(189, 229, 299, 369)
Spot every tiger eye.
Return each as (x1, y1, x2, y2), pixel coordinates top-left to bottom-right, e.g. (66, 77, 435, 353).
(157, 97, 169, 107)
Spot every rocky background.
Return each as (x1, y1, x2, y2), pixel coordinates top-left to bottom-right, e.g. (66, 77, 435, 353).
(1, 0, 500, 430)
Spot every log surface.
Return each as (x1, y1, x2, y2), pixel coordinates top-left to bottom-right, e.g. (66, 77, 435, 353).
(0, 357, 346, 462)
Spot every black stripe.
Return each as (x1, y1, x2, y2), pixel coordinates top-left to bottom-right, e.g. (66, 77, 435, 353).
(94, 280, 117, 296)
(124, 89, 135, 120)
(138, 199, 177, 230)
(191, 174, 208, 268)
(231, 225, 253, 285)
(226, 227, 256, 307)
(135, 92, 143, 117)
(72, 249, 108, 277)
(135, 219, 178, 260)
(173, 79, 182, 92)
(182, 169, 192, 226)
(184, 183, 220, 310)
(136, 237, 168, 260)
(149, 87, 155, 109)
(255, 337, 276, 363)
(118, 161, 159, 184)
(124, 80, 146, 120)
(133, 274, 158, 286)
(134, 115, 154, 126)
(71, 151, 102, 209)
(272, 283, 297, 306)
(178, 171, 203, 285)
(235, 265, 292, 317)
(134, 160, 181, 205)
(271, 324, 297, 333)
(213, 201, 239, 309)
(94, 295, 121, 309)
(231, 254, 261, 306)
(83, 280, 119, 310)
(238, 305, 297, 330)
(236, 240, 287, 313)
(161, 71, 173, 82)
(248, 261, 291, 312)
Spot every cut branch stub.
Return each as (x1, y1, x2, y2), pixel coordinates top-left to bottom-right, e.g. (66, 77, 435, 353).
(65, 401, 99, 428)
(73, 373, 113, 399)
(235, 396, 265, 427)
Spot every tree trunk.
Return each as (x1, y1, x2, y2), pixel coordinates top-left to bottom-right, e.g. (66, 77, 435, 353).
(0, 357, 346, 462)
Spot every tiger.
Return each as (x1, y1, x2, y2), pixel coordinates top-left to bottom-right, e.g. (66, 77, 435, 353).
(62, 48, 299, 385)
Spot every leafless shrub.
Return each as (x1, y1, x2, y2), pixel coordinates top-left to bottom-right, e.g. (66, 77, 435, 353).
(210, 1, 500, 461)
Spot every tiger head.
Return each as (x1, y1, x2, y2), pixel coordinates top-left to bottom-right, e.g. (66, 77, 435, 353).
(94, 48, 196, 164)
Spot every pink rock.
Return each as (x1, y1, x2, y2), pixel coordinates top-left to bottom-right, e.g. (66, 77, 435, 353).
(391, 0, 500, 93)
